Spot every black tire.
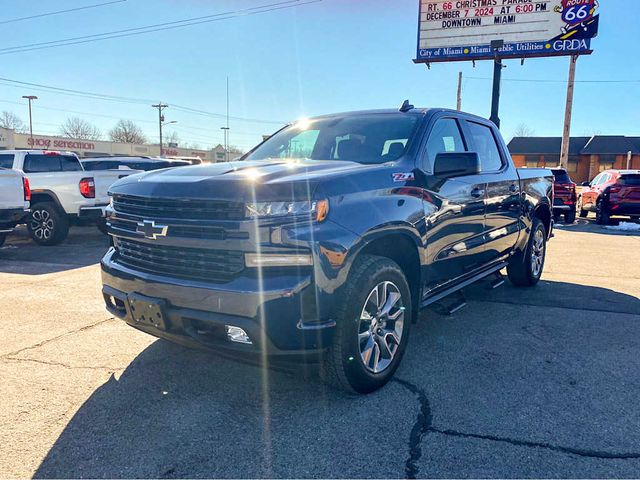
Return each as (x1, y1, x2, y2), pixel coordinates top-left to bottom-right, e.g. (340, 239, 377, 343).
(595, 198, 611, 225)
(322, 254, 412, 394)
(96, 218, 109, 235)
(564, 208, 577, 224)
(28, 202, 69, 246)
(577, 196, 588, 218)
(0, 233, 6, 247)
(507, 217, 547, 287)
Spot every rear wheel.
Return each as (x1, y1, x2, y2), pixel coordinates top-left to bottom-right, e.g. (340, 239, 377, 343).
(28, 202, 69, 246)
(595, 198, 611, 225)
(507, 217, 546, 287)
(322, 255, 412, 394)
(577, 196, 588, 218)
(564, 209, 576, 224)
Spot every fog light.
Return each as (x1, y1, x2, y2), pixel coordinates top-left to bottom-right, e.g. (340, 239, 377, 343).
(225, 325, 252, 345)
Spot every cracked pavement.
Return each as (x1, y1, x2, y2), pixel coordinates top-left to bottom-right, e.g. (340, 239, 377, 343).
(1, 220, 640, 478)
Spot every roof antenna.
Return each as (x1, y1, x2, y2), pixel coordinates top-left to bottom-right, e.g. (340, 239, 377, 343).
(399, 99, 414, 112)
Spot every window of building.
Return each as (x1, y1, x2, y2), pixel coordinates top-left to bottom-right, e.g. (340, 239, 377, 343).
(525, 155, 539, 168)
(466, 121, 503, 172)
(543, 154, 560, 168)
(598, 154, 616, 172)
(567, 156, 579, 173)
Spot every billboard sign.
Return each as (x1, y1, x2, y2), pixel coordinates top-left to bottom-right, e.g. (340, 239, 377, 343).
(415, 0, 599, 63)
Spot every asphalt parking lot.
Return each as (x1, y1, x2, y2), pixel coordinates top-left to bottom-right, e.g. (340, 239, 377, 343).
(1, 219, 640, 479)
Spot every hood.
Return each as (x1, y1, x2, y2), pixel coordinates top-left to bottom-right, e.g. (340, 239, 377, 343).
(109, 159, 385, 201)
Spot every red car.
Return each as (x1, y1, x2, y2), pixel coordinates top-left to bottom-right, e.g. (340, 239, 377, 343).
(551, 168, 577, 224)
(578, 170, 640, 224)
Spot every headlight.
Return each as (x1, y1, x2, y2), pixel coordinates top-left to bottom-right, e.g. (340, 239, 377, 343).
(246, 199, 329, 221)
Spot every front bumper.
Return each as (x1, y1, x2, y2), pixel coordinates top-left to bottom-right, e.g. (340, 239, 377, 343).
(101, 248, 335, 356)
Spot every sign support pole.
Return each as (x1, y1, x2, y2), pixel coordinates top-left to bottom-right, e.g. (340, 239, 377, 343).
(456, 72, 463, 111)
(560, 55, 579, 169)
(490, 57, 503, 129)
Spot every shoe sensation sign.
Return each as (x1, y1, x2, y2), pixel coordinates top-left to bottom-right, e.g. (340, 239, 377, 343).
(415, 0, 599, 63)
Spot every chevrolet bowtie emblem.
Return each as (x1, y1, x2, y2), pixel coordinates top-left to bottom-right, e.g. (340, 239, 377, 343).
(136, 220, 168, 240)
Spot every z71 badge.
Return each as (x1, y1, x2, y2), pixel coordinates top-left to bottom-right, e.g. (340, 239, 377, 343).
(392, 172, 415, 182)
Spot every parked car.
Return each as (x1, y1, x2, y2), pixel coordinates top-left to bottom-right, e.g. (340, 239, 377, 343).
(81, 157, 191, 171)
(551, 168, 577, 223)
(2, 150, 137, 245)
(101, 106, 553, 393)
(578, 170, 640, 224)
(0, 165, 30, 247)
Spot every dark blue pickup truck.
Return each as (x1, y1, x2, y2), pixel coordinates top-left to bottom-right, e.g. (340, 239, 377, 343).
(101, 105, 553, 393)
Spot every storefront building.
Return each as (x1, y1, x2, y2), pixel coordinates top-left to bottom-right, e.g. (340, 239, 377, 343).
(508, 136, 640, 183)
(0, 127, 241, 163)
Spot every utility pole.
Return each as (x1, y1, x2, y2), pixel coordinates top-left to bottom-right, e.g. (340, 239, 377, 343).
(226, 76, 230, 162)
(152, 103, 168, 156)
(489, 40, 504, 129)
(456, 72, 462, 111)
(560, 55, 578, 169)
(22, 95, 38, 144)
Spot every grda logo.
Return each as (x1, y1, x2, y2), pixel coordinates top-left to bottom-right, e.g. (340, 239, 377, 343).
(553, 39, 589, 51)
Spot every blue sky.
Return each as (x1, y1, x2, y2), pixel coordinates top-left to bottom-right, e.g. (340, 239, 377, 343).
(0, 0, 637, 150)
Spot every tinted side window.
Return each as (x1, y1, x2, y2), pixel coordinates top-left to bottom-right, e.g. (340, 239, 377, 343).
(24, 155, 62, 173)
(466, 121, 503, 172)
(0, 154, 15, 169)
(425, 118, 466, 168)
(60, 155, 82, 171)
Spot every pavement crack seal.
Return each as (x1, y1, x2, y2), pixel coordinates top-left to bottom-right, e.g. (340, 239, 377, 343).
(2, 356, 122, 372)
(1, 317, 115, 359)
(430, 427, 640, 460)
(393, 377, 433, 479)
(394, 378, 640, 479)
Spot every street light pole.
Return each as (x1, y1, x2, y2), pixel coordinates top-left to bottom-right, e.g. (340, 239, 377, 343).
(220, 127, 230, 162)
(152, 103, 168, 156)
(22, 95, 38, 144)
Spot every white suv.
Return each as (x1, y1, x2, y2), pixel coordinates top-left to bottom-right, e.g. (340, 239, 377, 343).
(0, 150, 136, 245)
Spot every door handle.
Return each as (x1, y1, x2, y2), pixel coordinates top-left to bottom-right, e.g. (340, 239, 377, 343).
(471, 187, 485, 198)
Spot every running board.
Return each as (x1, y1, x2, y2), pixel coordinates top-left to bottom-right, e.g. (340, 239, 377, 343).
(431, 290, 467, 316)
(421, 261, 509, 309)
(486, 271, 505, 290)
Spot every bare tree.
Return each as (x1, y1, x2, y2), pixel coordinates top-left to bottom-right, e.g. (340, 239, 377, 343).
(109, 119, 147, 144)
(0, 111, 27, 133)
(227, 145, 245, 154)
(513, 123, 535, 138)
(60, 117, 102, 140)
(164, 130, 180, 147)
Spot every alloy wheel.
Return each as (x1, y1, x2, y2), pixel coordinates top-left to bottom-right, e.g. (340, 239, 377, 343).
(358, 281, 405, 374)
(31, 209, 54, 241)
(530, 227, 545, 278)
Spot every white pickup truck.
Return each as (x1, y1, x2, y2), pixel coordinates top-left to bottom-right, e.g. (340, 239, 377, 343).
(0, 150, 136, 245)
(0, 165, 30, 247)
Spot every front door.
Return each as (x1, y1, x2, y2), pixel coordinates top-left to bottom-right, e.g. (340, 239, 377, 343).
(417, 117, 487, 293)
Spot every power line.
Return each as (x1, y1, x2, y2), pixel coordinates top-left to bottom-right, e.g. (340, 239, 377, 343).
(466, 76, 640, 84)
(0, 0, 127, 26)
(0, 77, 287, 125)
(0, 0, 321, 56)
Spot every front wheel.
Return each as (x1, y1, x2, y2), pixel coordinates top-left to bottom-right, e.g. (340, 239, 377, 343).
(322, 255, 412, 394)
(507, 217, 547, 287)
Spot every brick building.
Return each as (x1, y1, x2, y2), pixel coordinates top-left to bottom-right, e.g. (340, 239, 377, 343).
(508, 136, 640, 183)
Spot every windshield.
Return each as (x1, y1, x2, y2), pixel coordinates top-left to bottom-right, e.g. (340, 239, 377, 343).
(245, 114, 420, 164)
(552, 169, 573, 184)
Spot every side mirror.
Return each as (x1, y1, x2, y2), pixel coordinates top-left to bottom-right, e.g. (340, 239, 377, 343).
(434, 152, 480, 179)
(580, 181, 591, 187)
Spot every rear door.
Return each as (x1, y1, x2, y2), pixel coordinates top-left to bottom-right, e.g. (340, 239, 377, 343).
(464, 120, 521, 264)
(418, 116, 487, 292)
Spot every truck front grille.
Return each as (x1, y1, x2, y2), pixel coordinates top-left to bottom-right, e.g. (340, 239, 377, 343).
(112, 194, 245, 221)
(114, 238, 245, 283)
